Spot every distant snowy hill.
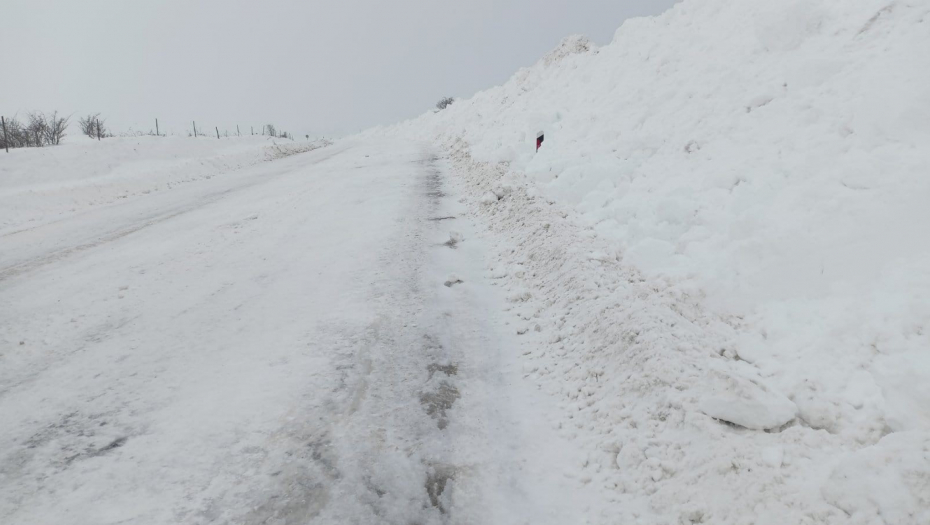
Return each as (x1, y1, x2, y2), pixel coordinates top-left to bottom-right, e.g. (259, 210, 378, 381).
(374, 0, 930, 522)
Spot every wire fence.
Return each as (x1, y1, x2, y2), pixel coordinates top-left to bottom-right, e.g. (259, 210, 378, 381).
(2, 113, 297, 153)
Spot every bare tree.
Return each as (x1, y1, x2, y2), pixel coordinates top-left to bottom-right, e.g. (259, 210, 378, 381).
(265, 124, 276, 138)
(436, 97, 454, 110)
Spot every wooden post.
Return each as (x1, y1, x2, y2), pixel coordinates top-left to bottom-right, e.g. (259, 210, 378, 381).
(156, 118, 160, 137)
(216, 127, 219, 139)
(2, 116, 8, 153)
(251, 126, 253, 136)
(237, 125, 240, 137)
(193, 121, 197, 137)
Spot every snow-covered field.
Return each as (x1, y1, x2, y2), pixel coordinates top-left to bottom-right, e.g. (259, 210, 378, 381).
(370, 0, 930, 523)
(0, 135, 325, 237)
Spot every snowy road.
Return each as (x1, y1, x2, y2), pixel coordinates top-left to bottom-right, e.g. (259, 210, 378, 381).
(0, 140, 588, 524)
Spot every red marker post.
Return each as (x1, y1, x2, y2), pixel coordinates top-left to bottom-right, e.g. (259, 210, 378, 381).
(536, 131, 545, 152)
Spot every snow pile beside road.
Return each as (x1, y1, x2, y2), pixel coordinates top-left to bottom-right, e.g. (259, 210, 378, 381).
(0, 136, 326, 235)
(374, 0, 930, 522)
(442, 140, 928, 524)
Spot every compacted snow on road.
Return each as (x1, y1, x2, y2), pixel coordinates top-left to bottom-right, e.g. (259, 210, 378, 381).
(0, 138, 590, 524)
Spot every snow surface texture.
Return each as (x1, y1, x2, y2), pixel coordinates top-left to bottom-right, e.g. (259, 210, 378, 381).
(0, 135, 328, 236)
(371, 0, 930, 523)
(0, 138, 599, 524)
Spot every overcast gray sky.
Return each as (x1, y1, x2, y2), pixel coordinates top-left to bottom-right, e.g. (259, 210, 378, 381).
(1, 0, 676, 138)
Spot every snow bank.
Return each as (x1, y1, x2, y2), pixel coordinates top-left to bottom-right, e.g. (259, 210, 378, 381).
(822, 431, 930, 524)
(373, 0, 930, 522)
(0, 135, 324, 235)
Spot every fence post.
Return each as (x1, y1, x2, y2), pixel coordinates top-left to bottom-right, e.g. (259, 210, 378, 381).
(156, 118, 160, 137)
(2, 116, 8, 153)
(193, 121, 197, 137)
(237, 125, 240, 137)
(216, 127, 219, 139)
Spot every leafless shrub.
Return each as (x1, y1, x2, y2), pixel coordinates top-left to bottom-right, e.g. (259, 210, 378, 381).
(0, 111, 69, 149)
(78, 114, 96, 137)
(1, 116, 27, 149)
(43, 111, 70, 145)
(263, 124, 293, 140)
(78, 113, 109, 139)
(27, 112, 47, 147)
(436, 97, 454, 111)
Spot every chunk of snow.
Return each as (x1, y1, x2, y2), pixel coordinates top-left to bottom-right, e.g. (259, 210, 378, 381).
(491, 184, 512, 199)
(698, 369, 797, 430)
(480, 192, 499, 205)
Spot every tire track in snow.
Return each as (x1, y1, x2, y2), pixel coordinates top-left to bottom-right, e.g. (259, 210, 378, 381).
(233, 149, 474, 524)
(0, 141, 584, 524)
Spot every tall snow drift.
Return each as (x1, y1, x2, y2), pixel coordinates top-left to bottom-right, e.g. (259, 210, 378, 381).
(375, 0, 930, 522)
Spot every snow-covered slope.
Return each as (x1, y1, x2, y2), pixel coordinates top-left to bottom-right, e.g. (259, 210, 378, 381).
(374, 0, 930, 522)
